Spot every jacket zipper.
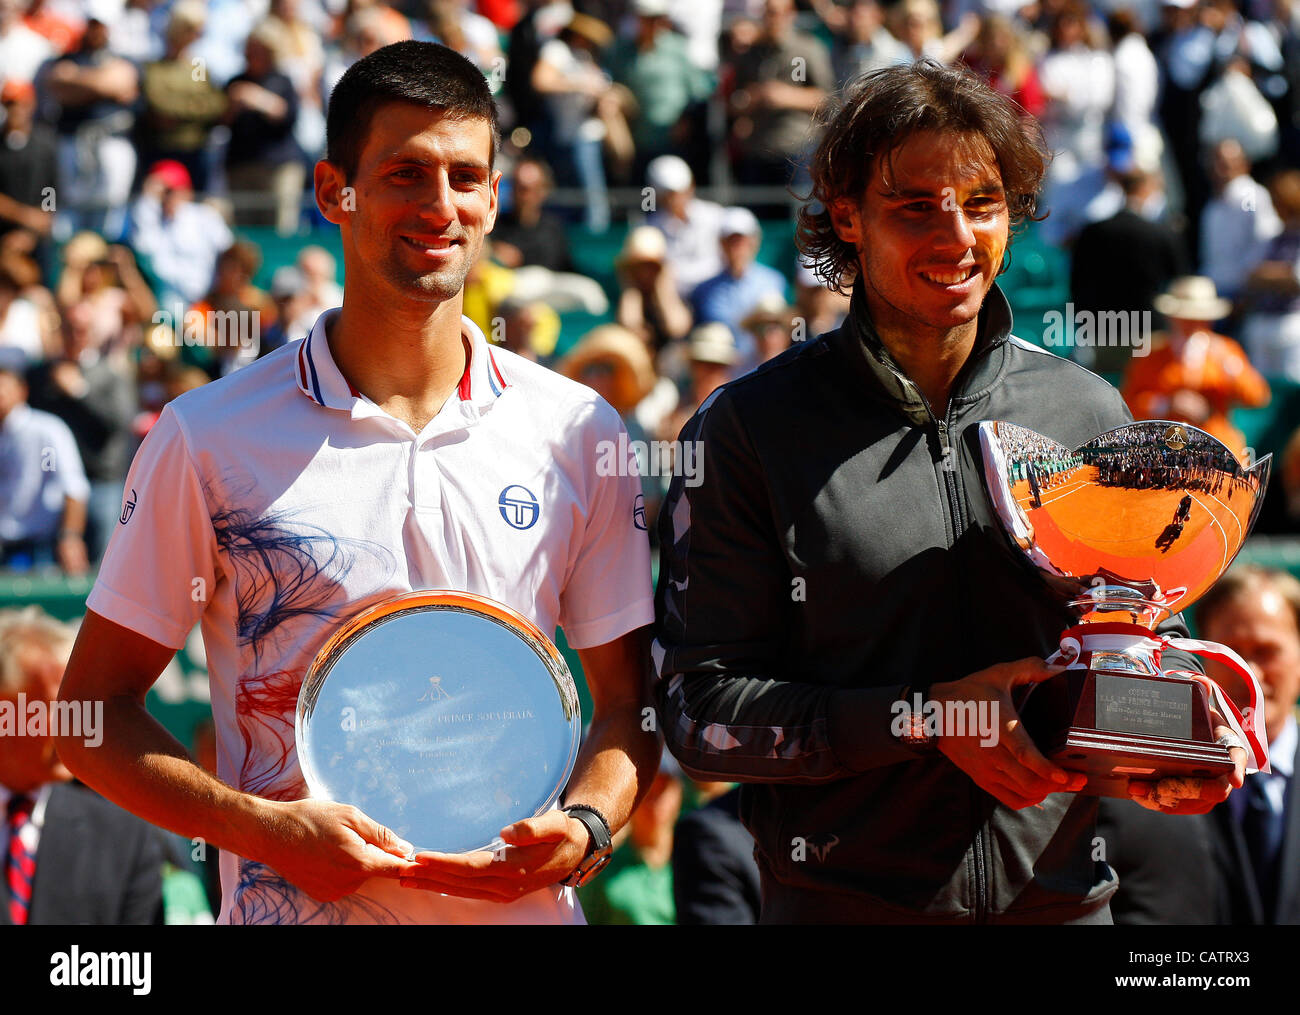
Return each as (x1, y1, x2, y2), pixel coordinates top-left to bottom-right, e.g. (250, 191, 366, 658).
(931, 404, 988, 923)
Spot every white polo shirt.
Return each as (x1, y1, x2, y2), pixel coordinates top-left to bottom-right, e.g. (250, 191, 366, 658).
(88, 310, 654, 925)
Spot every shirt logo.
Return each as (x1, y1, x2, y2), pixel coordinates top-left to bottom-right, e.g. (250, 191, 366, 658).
(498, 485, 540, 530)
(120, 489, 137, 525)
(633, 493, 647, 531)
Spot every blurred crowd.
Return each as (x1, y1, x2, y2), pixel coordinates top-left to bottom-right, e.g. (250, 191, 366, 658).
(5, 0, 1300, 570)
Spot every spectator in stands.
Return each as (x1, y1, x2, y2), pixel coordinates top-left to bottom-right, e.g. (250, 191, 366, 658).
(23, 0, 79, 53)
(740, 291, 795, 363)
(1036, 0, 1115, 246)
(1199, 567, 1300, 926)
(506, 0, 570, 143)
(55, 236, 155, 359)
(890, 0, 977, 65)
(265, 0, 328, 159)
(1106, 7, 1163, 175)
(725, 0, 833, 192)
(659, 321, 739, 443)
(1122, 275, 1271, 461)
(25, 303, 136, 563)
(136, 1, 230, 194)
(419, 0, 506, 78)
(560, 324, 661, 524)
(322, 4, 414, 99)
(616, 225, 693, 354)
(184, 241, 276, 378)
(672, 784, 761, 924)
(0, 364, 90, 574)
(0, 0, 54, 85)
(0, 80, 56, 249)
(491, 156, 574, 271)
(1070, 161, 1188, 373)
(296, 243, 343, 312)
(1254, 423, 1300, 534)
(691, 206, 786, 365)
(0, 607, 166, 924)
(607, 0, 714, 182)
(107, 0, 168, 65)
(1200, 139, 1282, 305)
(644, 154, 724, 298)
(814, 0, 908, 88)
(530, 11, 623, 230)
(224, 20, 307, 235)
(794, 258, 849, 338)
(257, 265, 312, 357)
(1239, 169, 1300, 381)
(1155, 0, 1216, 260)
(0, 254, 56, 368)
(127, 159, 234, 307)
(41, 17, 139, 241)
(961, 13, 1046, 120)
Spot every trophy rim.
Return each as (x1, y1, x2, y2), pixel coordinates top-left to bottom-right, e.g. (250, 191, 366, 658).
(294, 590, 583, 852)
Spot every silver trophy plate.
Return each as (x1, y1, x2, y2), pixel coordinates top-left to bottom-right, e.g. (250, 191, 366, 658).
(295, 591, 581, 854)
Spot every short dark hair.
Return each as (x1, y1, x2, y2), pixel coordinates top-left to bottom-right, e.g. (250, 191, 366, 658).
(326, 40, 500, 180)
(795, 60, 1050, 295)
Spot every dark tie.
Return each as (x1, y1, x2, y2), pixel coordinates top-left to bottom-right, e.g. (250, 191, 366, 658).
(1242, 774, 1284, 919)
(5, 794, 36, 925)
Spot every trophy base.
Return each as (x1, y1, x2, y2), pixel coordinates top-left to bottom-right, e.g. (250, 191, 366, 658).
(1021, 657, 1234, 800)
(1039, 728, 1235, 798)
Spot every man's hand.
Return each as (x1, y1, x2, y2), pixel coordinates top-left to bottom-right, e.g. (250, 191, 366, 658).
(399, 810, 589, 902)
(1127, 713, 1247, 815)
(931, 658, 1088, 809)
(56, 532, 89, 576)
(253, 798, 420, 903)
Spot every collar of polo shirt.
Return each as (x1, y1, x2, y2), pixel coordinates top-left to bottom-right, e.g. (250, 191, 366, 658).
(294, 309, 510, 418)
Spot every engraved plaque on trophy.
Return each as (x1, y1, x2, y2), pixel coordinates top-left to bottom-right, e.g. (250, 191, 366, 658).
(295, 591, 581, 852)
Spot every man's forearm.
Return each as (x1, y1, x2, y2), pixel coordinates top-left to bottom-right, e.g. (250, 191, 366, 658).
(560, 700, 659, 835)
(56, 696, 273, 864)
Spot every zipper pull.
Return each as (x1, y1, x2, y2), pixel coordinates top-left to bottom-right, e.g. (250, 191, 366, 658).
(935, 419, 951, 456)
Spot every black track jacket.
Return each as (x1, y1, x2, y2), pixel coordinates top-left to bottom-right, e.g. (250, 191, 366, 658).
(652, 282, 1202, 924)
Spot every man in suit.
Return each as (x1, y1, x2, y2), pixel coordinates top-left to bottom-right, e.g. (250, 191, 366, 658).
(0, 607, 164, 924)
(1198, 566, 1300, 925)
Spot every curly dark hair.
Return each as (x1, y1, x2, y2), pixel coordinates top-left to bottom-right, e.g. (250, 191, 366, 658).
(795, 60, 1050, 295)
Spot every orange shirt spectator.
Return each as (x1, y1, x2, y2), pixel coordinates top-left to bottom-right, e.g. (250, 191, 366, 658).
(1122, 276, 1270, 461)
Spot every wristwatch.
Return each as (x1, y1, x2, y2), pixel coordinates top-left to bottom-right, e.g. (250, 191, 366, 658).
(897, 684, 939, 753)
(560, 804, 613, 887)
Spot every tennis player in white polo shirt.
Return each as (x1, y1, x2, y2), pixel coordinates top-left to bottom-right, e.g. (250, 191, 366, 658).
(55, 42, 660, 924)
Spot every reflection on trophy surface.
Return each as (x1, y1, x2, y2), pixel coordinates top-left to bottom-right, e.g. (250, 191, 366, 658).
(973, 420, 1273, 798)
(295, 591, 582, 854)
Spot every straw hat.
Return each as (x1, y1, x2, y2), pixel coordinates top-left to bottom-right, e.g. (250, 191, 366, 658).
(741, 292, 793, 332)
(564, 12, 613, 48)
(616, 225, 668, 269)
(559, 324, 656, 414)
(1153, 276, 1232, 321)
(688, 322, 739, 365)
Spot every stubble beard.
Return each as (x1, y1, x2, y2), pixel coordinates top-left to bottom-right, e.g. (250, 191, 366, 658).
(377, 235, 480, 305)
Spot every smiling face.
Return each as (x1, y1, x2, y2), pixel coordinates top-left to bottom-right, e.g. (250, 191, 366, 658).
(319, 101, 499, 309)
(830, 129, 1009, 343)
